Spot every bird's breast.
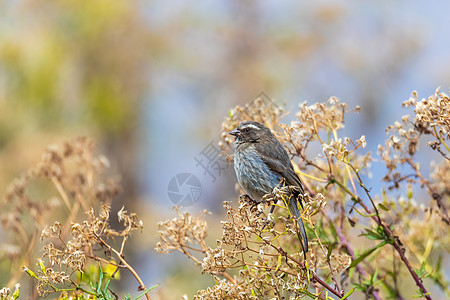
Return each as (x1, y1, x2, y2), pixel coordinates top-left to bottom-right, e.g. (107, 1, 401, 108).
(233, 145, 281, 201)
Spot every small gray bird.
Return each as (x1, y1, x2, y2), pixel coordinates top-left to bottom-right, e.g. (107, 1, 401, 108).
(229, 121, 308, 252)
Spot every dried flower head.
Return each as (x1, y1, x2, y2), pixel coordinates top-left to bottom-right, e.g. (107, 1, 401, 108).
(3, 137, 150, 298)
(381, 90, 450, 223)
(160, 93, 449, 299)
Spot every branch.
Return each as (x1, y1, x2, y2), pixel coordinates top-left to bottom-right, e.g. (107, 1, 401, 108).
(94, 233, 151, 300)
(406, 158, 449, 225)
(331, 177, 432, 300)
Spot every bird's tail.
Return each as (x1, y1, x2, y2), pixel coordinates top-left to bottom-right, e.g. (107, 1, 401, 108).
(287, 196, 308, 253)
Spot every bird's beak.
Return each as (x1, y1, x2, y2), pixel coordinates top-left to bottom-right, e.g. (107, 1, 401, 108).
(229, 129, 240, 137)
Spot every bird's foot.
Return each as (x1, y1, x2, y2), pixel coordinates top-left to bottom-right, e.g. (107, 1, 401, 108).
(239, 194, 253, 202)
(261, 212, 276, 230)
(240, 194, 260, 213)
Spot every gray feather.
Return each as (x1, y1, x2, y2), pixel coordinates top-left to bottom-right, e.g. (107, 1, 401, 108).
(288, 195, 308, 253)
(231, 121, 309, 253)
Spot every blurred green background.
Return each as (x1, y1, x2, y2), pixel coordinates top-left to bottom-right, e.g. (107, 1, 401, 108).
(1, 0, 449, 299)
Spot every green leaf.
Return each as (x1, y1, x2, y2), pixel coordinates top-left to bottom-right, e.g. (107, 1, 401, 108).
(359, 228, 384, 241)
(12, 284, 20, 300)
(100, 278, 112, 299)
(413, 289, 431, 298)
(23, 267, 39, 279)
(378, 203, 390, 211)
(354, 207, 378, 217)
(38, 260, 47, 276)
(348, 263, 356, 279)
(96, 262, 104, 294)
(435, 255, 442, 273)
(340, 287, 355, 299)
(415, 261, 429, 279)
(349, 241, 388, 268)
(134, 284, 159, 300)
(328, 220, 338, 242)
(104, 278, 111, 292)
(407, 186, 413, 199)
(370, 268, 379, 285)
(275, 254, 282, 272)
(326, 244, 333, 262)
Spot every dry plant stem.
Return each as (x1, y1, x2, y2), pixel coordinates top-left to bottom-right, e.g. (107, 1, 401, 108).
(7, 231, 38, 288)
(221, 272, 236, 285)
(261, 240, 343, 299)
(332, 178, 432, 300)
(392, 249, 406, 300)
(405, 158, 450, 224)
(311, 223, 342, 294)
(63, 278, 102, 296)
(14, 222, 29, 246)
(325, 214, 382, 300)
(120, 236, 128, 253)
(239, 206, 343, 299)
(312, 272, 345, 299)
(179, 242, 236, 284)
(352, 170, 380, 223)
(312, 118, 333, 174)
(84, 152, 96, 208)
(312, 287, 326, 300)
(62, 201, 81, 238)
(94, 233, 151, 300)
(51, 177, 72, 210)
(179, 245, 202, 265)
(432, 126, 450, 155)
(179, 243, 204, 253)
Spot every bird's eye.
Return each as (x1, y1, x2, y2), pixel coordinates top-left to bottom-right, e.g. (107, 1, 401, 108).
(244, 128, 250, 133)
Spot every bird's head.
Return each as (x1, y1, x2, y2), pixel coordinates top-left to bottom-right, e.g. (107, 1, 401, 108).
(229, 121, 272, 143)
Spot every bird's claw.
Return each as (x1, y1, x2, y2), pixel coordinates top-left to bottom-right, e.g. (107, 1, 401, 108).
(240, 194, 260, 212)
(261, 215, 276, 230)
(239, 194, 253, 202)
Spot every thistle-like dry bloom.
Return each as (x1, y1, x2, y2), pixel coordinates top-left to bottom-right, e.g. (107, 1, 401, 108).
(193, 277, 253, 300)
(160, 93, 449, 299)
(0, 283, 19, 300)
(403, 89, 450, 138)
(2, 137, 119, 260)
(0, 288, 11, 299)
(28, 204, 145, 297)
(380, 89, 450, 224)
(430, 160, 450, 197)
(155, 207, 210, 264)
(2, 137, 150, 298)
(157, 194, 340, 298)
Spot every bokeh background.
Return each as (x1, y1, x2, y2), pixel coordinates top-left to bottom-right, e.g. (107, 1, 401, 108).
(1, 0, 449, 299)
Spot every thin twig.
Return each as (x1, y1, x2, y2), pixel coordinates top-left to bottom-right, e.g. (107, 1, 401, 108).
(323, 213, 383, 300)
(262, 239, 344, 298)
(332, 177, 432, 300)
(94, 233, 151, 300)
(406, 158, 449, 224)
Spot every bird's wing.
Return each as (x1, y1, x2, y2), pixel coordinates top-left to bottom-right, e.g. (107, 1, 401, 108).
(254, 140, 304, 194)
(255, 139, 308, 252)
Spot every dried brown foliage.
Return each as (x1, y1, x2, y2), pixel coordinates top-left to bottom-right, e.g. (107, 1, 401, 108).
(1, 137, 151, 299)
(157, 92, 449, 299)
